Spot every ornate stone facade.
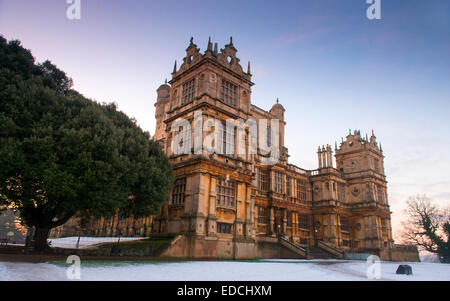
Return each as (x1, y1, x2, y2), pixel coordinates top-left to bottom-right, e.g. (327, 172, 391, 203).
(151, 37, 394, 259)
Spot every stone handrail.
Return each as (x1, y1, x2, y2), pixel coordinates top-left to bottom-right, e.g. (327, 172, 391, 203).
(317, 240, 345, 259)
(278, 237, 309, 258)
(287, 164, 308, 175)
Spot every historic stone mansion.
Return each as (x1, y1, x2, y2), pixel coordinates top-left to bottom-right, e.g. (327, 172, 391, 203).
(53, 37, 419, 261)
(150, 37, 396, 259)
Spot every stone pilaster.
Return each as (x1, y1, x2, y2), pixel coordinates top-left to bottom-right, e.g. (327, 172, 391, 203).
(282, 208, 287, 236)
(269, 207, 275, 236)
(207, 175, 217, 236)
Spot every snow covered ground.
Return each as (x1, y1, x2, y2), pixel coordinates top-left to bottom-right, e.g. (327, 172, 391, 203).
(0, 259, 449, 281)
(47, 236, 145, 249)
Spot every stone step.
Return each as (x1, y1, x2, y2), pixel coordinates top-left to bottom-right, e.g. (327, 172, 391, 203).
(308, 247, 338, 259)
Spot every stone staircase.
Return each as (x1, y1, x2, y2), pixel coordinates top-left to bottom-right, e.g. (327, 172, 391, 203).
(278, 236, 309, 258)
(307, 246, 338, 259)
(314, 240, 346, 259)
(278, 237, 346, 260)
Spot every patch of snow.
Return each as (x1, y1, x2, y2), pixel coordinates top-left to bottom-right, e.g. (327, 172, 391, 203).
(337, 260, 450, 281)
(1, 260, 449, 281)
(47, 236, 145, 249)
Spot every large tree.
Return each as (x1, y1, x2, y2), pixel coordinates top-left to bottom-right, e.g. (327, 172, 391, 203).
(0, 36, 174, 251)
(402, 195, 450, 263)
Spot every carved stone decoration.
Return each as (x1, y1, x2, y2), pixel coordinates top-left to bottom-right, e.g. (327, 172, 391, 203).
(176, 37, 202, 75)
(313, 186, 320, 195)
(352, 187, 360, 196)
(215, 38, 250, 80)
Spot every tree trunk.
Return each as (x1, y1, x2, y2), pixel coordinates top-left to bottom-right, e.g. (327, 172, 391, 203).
(440, 248, 450, 263)
(34, 227, 50, 252)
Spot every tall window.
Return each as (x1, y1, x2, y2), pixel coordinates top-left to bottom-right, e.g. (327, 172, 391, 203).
(298, 214, 309, 230)
(257, 168, 268, 191)
(181, 78, 195, 105)
(172, 178, 186, 204)
(274, 171, 283, 193)
(373, 158, 380, 172)
(340, 216, 349, 232)
(220, 122, 235, 155)
(220, 79, 237, 107)
(286, 176, 291, 197)
(381, 219, 388, 235)
(266, 125, 272, 147)
(216, 178, 235, 207)
(258, 206, 267, 224)
(337, 183, 346, 202)
(286, 211, 292, 227)
(175, 125, 191, 155)
(376, 185, 384, 203)
(217, 222, 232, 234)
(296, 180, 307, 201)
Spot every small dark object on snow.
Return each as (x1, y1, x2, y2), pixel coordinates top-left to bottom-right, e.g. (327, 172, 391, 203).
(396, 265, 413, 275)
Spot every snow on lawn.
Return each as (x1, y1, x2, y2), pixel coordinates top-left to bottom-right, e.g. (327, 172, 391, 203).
(47, 236, 145, 249)
(336, 261, 450, 281)
(0, 259, 449, 281)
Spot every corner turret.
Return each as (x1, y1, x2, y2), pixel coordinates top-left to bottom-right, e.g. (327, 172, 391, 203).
(154, 80, 171, 141)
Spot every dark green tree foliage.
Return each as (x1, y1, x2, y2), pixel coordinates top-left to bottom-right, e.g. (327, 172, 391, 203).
(39, 60, 74, 94)
(0, 36, 174, 251)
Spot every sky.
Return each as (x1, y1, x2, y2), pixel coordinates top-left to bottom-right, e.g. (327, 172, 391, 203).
(0, 0, 449, 240)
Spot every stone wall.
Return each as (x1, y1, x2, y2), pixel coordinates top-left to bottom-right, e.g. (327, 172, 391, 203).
(256, 239, 304, 259)
(389, 244, 420, 262)
(160, 234, 257, 259)
(159, 234, 305, 259)
(376, 244, 420, 262)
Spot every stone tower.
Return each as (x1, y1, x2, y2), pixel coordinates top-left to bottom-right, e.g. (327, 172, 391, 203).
(152, 37, 257, 259)
(334, 130, 393, 252)
(154, 80, 170, 143)
(335, 130, 387, 205)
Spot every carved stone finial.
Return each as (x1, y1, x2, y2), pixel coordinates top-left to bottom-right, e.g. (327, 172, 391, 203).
(207, 37, 212, 51)
(230, 36, 233, 45)
(247, 61, 251, 74)
(173, 60, 177, 73)
(190, 37, 194, 44)
(165, 78, 167, 84)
